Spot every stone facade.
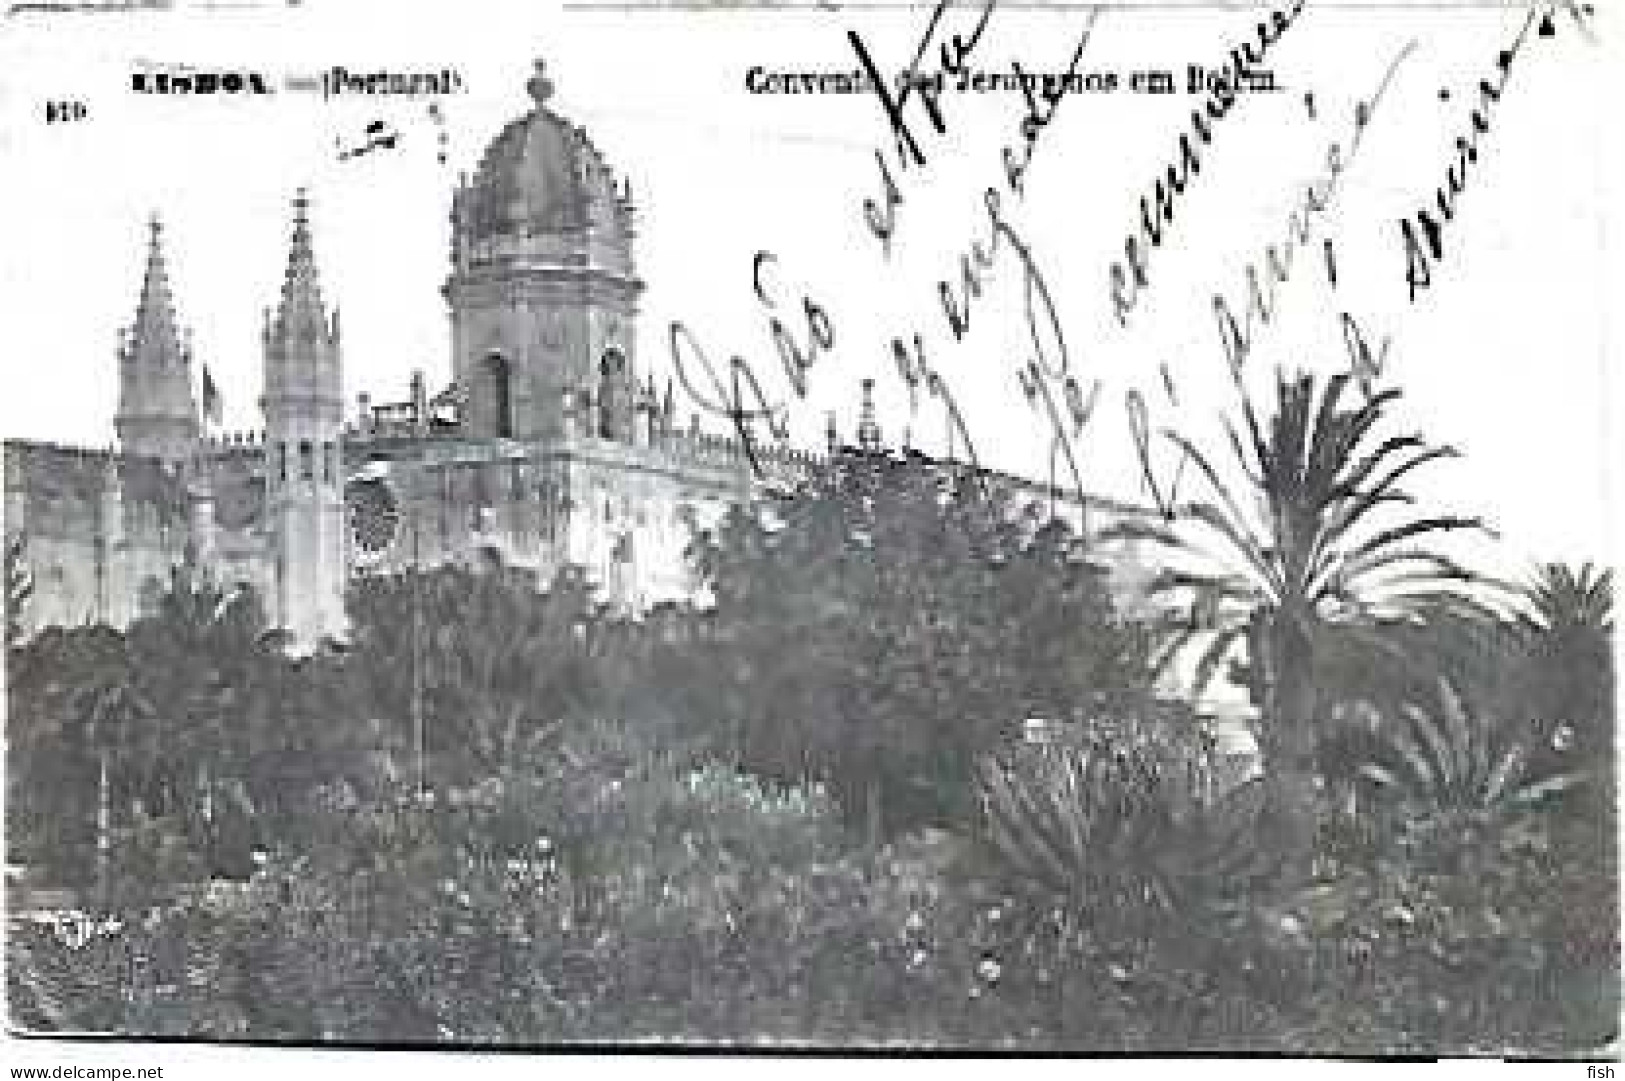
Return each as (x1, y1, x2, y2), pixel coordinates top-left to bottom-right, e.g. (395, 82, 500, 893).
(4, 60, 1139, 648)
(3, 60, 821, 646)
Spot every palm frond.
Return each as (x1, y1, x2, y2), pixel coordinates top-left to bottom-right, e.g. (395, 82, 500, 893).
(1094, 517, 1192, 551)
(1356, 680, 1589, 819)
(1160, 428, 1268, 555)
(1311, 546, 1483, 607)
(1313, 387, 1404, 501)
(1221, 416, 1267, 490)
(1328, 432, 1427, 504)
(1303, 371, 1355, 488)
(1344, 516, 1489, 567)
(1191, 624, 1249, 697)
(976, 717, 1270, 912)
(1322, 446, 1463, 544)
(1526, 561, 1614, 635)
(1169, 499, 1282, 603)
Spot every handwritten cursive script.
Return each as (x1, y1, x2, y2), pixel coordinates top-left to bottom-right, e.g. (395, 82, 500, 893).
(1396, 3, 1583, 302)
(849, 2, 1105, 507)
(667, 253, 836, 474)
(1213, 41, 1414, 384)
(1108, 0, 1306, 328)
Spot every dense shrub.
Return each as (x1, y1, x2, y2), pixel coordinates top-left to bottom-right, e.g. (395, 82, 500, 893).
(690, 449, 1156, 838)
(9, 705, 1616, 1054)
(7, 721, 957, 1043)
(976, 712, 1276, 914)
(5, 474, 1614, 1055)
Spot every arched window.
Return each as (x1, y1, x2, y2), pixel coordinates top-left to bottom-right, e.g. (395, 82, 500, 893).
(138, 575, 164, 618)
(599, 348, 627, 440)
(299, 440, 315, 481)
(483, 352, 514, 438)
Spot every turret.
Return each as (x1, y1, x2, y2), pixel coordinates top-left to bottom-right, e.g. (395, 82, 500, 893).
(262, 189, 343, 427)
(260, 190, 346, 645)
(114, 215, 201, 464)
(856, 378, 883, 453)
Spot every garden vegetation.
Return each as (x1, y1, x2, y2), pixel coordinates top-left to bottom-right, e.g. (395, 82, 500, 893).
(4, 372, 1617, 1053)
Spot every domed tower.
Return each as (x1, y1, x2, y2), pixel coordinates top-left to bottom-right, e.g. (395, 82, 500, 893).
(444, 59, 643, 442)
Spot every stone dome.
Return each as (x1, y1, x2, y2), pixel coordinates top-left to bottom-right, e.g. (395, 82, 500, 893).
(460, 60, 624, 242)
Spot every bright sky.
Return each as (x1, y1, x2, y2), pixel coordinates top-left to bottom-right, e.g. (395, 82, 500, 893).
(0, 0, 1616, 579)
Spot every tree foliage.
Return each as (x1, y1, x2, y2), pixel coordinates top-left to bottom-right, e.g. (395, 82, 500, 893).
(7, 566, 354, 886)
(1513, 562, 1614, 772)
(689, 447, 1155, 837)
(3, 429, 1613, 1055)
(1316, 561, 1614, 814)
(344, 558, 605, 789)
(1104, 371, 1496, 875)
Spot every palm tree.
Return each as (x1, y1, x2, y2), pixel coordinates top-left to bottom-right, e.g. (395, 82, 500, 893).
(1105, 369, 1495, 877)
(1350, 679, 1588, 825)
(1522, 561, 1613, 661)
(346, 558, 599, 792)
(1526, 562, 1612, 624)
(21, 626, 154, 892)
(7, 624, 145, 885)
(79, 668, 154, 898)
(1515, 561, 1614, 775)
(123, 565, 290, 864)
(425, 558, 594, 785)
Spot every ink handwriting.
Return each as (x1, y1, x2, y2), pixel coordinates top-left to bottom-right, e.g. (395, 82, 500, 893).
(850, 2, 1103, 504)
(754, 252, 837, 400)
(668, 252, 834, 474)
(1340, 310, 1392, 398)
(667, 320, 788, 479)
(889, 333, 983, 468)
(846, 0, 997, 175)
(1002, 19, 1097, 200)
(1134, 42, 1409, 515)
(1108, 0, 1306, 328)
(1213, 40, 1414, 383)
(1396, 4, 1588, 301)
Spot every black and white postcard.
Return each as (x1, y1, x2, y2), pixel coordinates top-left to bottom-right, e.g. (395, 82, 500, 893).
(1, 0, 1618, 1069)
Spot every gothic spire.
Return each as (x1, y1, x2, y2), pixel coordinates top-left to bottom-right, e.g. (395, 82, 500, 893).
(857, 377, 882, 452)
(116, 213, 199, 461)
(273, 188, 333, 344)
(128, 214, 185, 366)
(262, 189, 343, 424)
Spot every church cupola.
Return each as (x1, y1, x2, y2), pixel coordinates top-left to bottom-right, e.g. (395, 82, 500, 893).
(115, 215, 201, 463)
(445, 58, 644, 442)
